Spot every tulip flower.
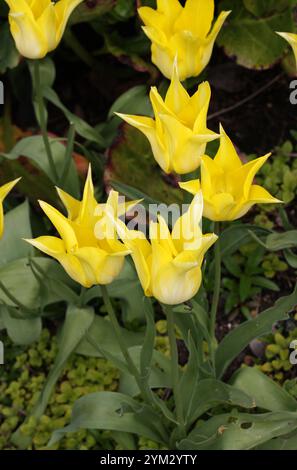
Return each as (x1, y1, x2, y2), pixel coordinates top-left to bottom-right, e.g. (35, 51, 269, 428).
(138, 0, 230, 80)
(5, 0, 83, 59)
(0, 178, 21, 238)
(25, 167, 134, 288)
(276, 32, 297, 69)
(116, 62, 218, 174)
(180, 126, 281, 222)
(112, 192, 217, 305)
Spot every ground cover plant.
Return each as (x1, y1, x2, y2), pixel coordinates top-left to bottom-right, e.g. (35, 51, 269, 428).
(0, 0, 297, 451)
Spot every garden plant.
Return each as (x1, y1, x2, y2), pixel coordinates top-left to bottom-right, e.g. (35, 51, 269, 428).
(0, 0, 297, 452)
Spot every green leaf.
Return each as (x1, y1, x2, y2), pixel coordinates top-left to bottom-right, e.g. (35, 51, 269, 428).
(215, 284, 297, 378)
(140, 298, 156, 380)
(0, 305, 41, 345)
(252, 276, 280, 292)
(0, 257, 77, 310)
(219, 224, 269, 258)
(43, 87, 106, 148)
(256, 429, 297, 450)
(3, 136, 80, 197)
(186, 379, 255, 426)
(218, 0, 294, 69)
(49, 392, 167, 446)
(0, 23, 19, 73)
(119, 347, 171, 397)
(284, 249, 297, 268)
(178, 411, 297, 450)
(12, 304, 95, 449)
(231, 367, 297, 412)
(265, 231, 297, 251)
(75, 315, 143, 358)
(0, 200, 32, 266)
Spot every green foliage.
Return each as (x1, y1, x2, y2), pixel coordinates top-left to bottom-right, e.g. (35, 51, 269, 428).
(0, 329, 119, 450)
(256, 140, 297, 204)
(218, 0, 295, 69)
(257, 326, 297, 382)
(222, 243, 281, 315)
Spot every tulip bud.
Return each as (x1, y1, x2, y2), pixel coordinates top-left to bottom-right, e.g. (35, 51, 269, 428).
(5, 0, 83, 59)
(138, 0, 230, 80)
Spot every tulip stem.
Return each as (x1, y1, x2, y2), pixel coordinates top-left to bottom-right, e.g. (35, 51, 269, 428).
(100, 285, 151, 404)
(210, 222, 221, 364)
(59, 122, 76, 188)
(163, 304, 186, 439)
(33, 61, 59, 183)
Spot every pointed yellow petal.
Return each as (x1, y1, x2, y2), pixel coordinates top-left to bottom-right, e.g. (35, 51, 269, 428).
(116, 112, 169, 173)
(24, 235, 65, 257)
(37, 2, 57, 51)
(39, 200, 77, 251)
(159, 114, 205, 174)
(276, 32, 297, 66)
(56, 187, 80, 220)
(179, 179, 201, 195)
(235, 153, 271, 200)
(249, 185, 282, 204)
(172, 192, 204, 251)
(78, 165, 98, 225)
(214, 125, 242, 172)
(0, 177, 21, 201)
(75, 246, 125, 286)
(54, 0, 83, 45)
(165, 58, 190, 115)
(174, 0, 214, 38)
(8, 11, 47, 59)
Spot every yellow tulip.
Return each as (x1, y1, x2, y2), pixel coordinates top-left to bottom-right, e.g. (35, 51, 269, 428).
(138, 0, 230, 80)
(180, 126, 281, 222)
(116, 62, 218, 174)
(113, 192, 217, 305)
(276, 32, 297, 69)
(5, 0, 83, 59)
(0, 178, 21, 238)
(25, 167, 133, 288)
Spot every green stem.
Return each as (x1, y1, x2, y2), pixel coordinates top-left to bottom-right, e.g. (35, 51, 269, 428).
(0, 280, 34, 316)
(33, 61, 59, 182)
(163, 304, 185, 439)
(100, 285, 150, 403)
(59, 122, 75, 188)
(3, 82, 14, 152)
(209, 222, 221, 363)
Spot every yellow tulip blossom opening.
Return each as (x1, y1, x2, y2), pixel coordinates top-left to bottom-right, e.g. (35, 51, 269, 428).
(5, 0, 83, 59)
(276, 32, 297, 70)
(0, 178, 21, 238)
(180, 126, 281, 222)
(112, 192, 217, 305)
(138, 0, 230, 80)
(25, 167, 134, 288)
(116, 61, 219, 175)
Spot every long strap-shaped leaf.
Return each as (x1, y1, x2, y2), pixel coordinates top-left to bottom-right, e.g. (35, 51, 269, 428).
(215, 283, 297, 378)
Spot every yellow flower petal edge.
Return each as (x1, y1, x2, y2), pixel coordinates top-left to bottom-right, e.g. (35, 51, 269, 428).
(180, 125, 282, 222)
(116, 60, 219, 175)
(138, 0, 231, 80)
(276, 32, 297, 70)
(5, 0, 83, 59)
(0, 177, 21, 238)
(24, 167, 131, 288)
(111, 192, 217, 305)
